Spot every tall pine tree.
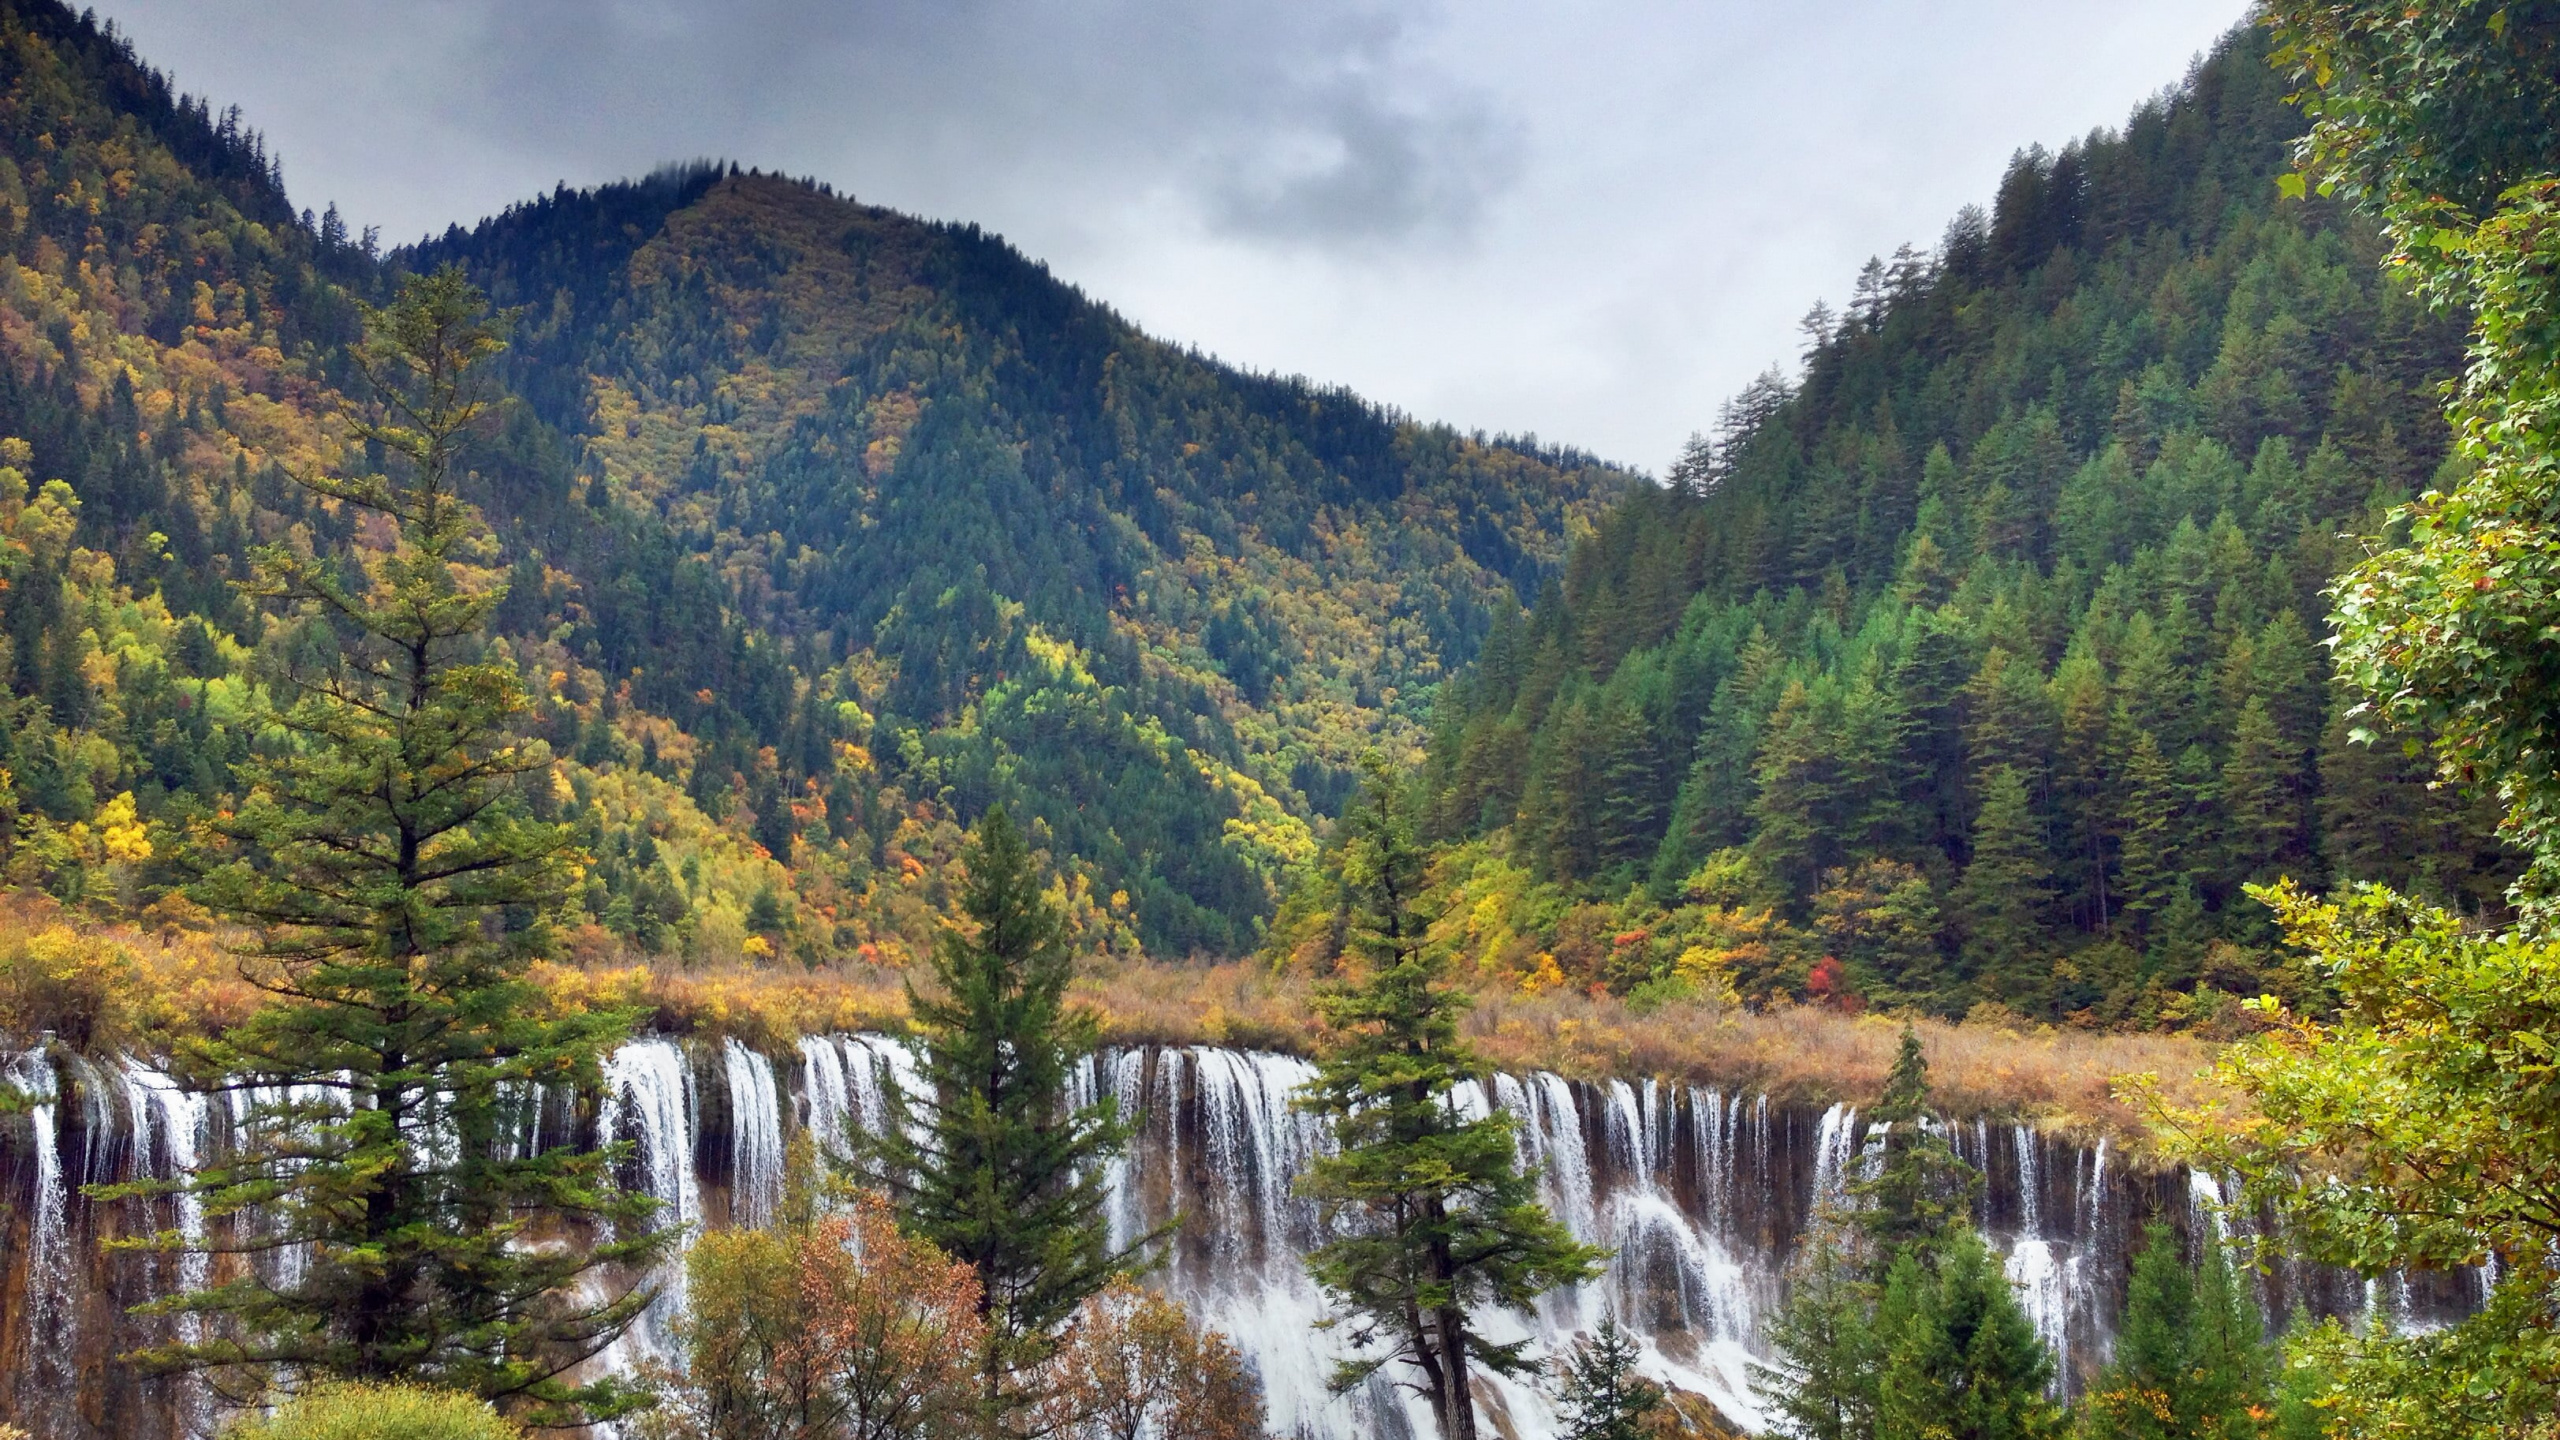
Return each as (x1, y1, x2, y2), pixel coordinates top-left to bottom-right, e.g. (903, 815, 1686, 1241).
(1957, 767, 2057, 1010)
(1855, 1026, 1982, 1261)
(2113, 730, 2185, 932)
(1754, 1238, 1879, 1440)
(866, 806, 1145, 1428)
(1756, 1029, 2056, 1440)
(114, 270, 669, 1423)
(1295, 756, 1608, 1440)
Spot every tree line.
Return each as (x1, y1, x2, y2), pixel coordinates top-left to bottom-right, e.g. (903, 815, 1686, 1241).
(1392, 25, 2512, 1028)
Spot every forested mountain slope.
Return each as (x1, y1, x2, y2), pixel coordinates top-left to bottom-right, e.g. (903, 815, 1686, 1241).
(401, 168, 1624, 955)
(1295, 27, 2515, 1028)
(0, 0, 1626, 961)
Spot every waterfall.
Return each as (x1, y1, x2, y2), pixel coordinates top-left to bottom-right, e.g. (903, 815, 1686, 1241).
(797, 1034, 853, 1164)
(599, 1037, 700, 1356)
(722, 1040, 783, 1228)
(2014, 1124, 2042, 1234)
(0, 1034, 2498, 1440)
(1529, 1072, 1597, 1241)
(1810, 1103, 1859, 1215)
(121, 1062, 212, 1306)
(2002, 1124, 2069, 1380)
(2188, 1167, 2228, 1241)
(1142, 1049, 1355, 1437)
(9, 1048, 68, 1364)
(2003, 1240, 2071, 1384)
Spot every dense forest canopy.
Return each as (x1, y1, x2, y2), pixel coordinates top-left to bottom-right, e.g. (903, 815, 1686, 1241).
(8, 0, 2560, 1435)
(0, 0, 1625, 962)
(1310, 26, 2515, 1029)
(0, 0, 2514, 1024)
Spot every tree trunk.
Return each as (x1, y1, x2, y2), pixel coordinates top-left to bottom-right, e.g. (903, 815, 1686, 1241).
(1405, 1296, 1450, 1438)
(1434, 1302, 1476, 1440)
(1425, 1194, 1474, 1440)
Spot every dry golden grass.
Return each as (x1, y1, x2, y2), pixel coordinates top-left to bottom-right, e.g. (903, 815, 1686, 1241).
(0, 900, 2227, 1150)
(1070, 959, 2231, 1150)
(0, 894, 260, 1049)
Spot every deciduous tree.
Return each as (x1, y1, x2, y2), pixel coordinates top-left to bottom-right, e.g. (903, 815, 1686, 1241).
(1044, 1279, 1265, 1440)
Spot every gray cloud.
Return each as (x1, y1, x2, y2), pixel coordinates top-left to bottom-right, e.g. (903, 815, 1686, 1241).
(94, 0, 2252, 468)
(1205, 82, 1523, 244)
(396, 0, 1523, 248)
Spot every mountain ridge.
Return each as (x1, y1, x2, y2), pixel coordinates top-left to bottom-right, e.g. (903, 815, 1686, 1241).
(0, 0, 1628, 959)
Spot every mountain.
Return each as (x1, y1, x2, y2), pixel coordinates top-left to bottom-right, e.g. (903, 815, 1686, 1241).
(0, 0, 1628, 959)
(1294, 26, 2516, 1028)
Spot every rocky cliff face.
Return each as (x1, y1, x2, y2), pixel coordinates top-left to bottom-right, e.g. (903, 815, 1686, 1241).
(0, 1039, 2482, 1439)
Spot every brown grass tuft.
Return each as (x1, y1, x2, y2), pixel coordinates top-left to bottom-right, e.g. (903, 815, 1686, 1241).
(0, 902, 2225, 1151)
(1071, 959, 2229, 1153)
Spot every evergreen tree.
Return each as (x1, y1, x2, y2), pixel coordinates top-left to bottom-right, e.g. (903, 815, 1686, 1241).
(1957, 767, 2056, 1010)
(2221, 697, 2303, 885)
(112, 270, 669, 1422)
(867, 806, 1144, 1427)
(1756, 1034, 2049, 1440)
(2083, 1222, 2191, 1440)
(1890, 618, 1972, 865)
(1294, 756, 1608, 1440)
(1750, 681, 1843, 907)
(1753, 1238, 1878, 1440)
(1963, 648, 2053, 789)
(2186, 1221, 2273, 1434)
(2051, 649, 2118, 933)
(2082, 1222, 2269, 1440)
(1551, 1316, 1669, 1440)
(1592, 689, 1669, 877)
(1854, 1026, 1981, 1260)
(1870, 1250, 1952, 1440)
(2113, 731, 2184, 932)
(1651, 687, 1761, 894)
(1522, 690, 1606, 883)
(1931, 1230, 2062, 1440)
(1868, 1233, 2061, 1440)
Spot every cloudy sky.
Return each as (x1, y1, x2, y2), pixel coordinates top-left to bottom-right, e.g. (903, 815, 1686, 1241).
(98, 0, 2252, 471)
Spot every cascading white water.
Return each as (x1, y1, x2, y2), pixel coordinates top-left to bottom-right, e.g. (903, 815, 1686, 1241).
(110, 1060, 219, 1439)
(2001, 1123, 2075, 1383)
(122, 1063, 212, 1310)
(2188, 1167, 2228, 1241)
(16, 1033, 2495, 1440)
(9, 1048, 69, 1367)
(598, 1038, 701, 1357)
(722, 1040, 783, 1228)
(797, 1034, 853, 1164)
(1810, 1103, 1859, 1216)
(1530, 1071, 1599, 1242)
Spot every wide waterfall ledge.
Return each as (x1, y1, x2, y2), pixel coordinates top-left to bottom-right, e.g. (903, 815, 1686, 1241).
(0, 1037, 2487, 1440)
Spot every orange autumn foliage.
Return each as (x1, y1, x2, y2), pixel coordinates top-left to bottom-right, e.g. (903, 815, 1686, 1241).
(798, 1197, 987, 1440)
(1042, 1279, 1265, 1440)
(647, 1192, 983, 1440)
